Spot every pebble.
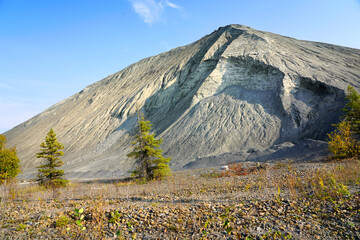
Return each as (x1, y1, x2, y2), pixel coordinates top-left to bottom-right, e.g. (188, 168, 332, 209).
(0, 167, 359, 240)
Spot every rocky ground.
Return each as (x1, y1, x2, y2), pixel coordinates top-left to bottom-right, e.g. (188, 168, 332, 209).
(0, 160, 359, 239)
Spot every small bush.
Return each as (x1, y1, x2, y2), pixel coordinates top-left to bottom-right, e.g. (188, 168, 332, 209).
(220, 163, 254, 177)
(308, 171, 351, 201)
(200, 171, 222, 178)
(108, 211, 122, 224)
(16, 223, 26, 231)
(201, 163, 256, 178)
(73, 208, 86, 230)
(56, 215, 70, 228)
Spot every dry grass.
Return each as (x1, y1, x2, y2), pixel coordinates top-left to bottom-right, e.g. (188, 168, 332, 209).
(1, 160, 358, 203)
(0, 159, 359, 239)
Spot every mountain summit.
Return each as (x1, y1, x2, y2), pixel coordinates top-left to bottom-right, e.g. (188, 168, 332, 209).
(5, 25, 360, 179)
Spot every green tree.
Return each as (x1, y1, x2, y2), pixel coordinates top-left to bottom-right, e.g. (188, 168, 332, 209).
(127, 113, 171, 181)
(328, 121, 360, 159)
(343, 85, 360, 137)
(0, 135, 20, 184)
(328, 86, 360, 159)
(36, 129, 68, 188)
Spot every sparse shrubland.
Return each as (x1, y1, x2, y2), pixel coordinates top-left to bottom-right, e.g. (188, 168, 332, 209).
(0, 159, 358, 239)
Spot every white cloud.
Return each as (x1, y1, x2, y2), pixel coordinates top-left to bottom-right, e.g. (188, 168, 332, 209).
(129, 0, 181, 25)
(164, 0, 180, 9)
(131, 0, 163, 24)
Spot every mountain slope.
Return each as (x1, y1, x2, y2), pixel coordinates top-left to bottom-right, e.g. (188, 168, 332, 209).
(5, 24, 360, 179)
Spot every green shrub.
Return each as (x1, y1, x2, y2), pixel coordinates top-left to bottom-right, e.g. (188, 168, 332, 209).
(73, 208, 86, 230)
(56, 215, 70, 228)
(310, 173, 350, 200)
(0, 135, 20, 184)
(108, 211, 122, 224)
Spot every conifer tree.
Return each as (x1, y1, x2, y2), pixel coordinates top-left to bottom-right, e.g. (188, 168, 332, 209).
(36, 129, 68, 188)
(328, 86, 360, 159)
(343, 85, 360, 137)
(127, 113, 171, 181)
(328, 121, 360, 159)
(0, 135, 20, 184)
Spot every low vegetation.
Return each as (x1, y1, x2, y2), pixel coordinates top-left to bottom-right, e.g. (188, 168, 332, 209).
(0, 159, 359, 239)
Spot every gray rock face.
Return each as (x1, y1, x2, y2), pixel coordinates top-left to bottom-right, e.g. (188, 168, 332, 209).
(5, 24, 360, 179)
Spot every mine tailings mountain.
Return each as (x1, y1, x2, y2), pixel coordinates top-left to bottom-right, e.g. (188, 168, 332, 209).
(5, 24, 360, 179)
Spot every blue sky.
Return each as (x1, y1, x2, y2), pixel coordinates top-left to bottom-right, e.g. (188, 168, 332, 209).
(1, 0, 360, 133)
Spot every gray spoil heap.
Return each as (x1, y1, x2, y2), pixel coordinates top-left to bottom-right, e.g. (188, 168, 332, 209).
(5, 24, 360, 179)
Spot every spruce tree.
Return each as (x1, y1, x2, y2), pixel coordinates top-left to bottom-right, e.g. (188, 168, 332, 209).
(343, 85, 360, 137)
(328, 86, 360, 159)
(127, 113, 171, 181)
(0, 135, 20, 184)
(36, 129, 68, 188)
(328, 121, 360, 159)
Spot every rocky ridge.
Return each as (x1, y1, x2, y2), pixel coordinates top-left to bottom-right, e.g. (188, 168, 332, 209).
(4, 24, 360, 179)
